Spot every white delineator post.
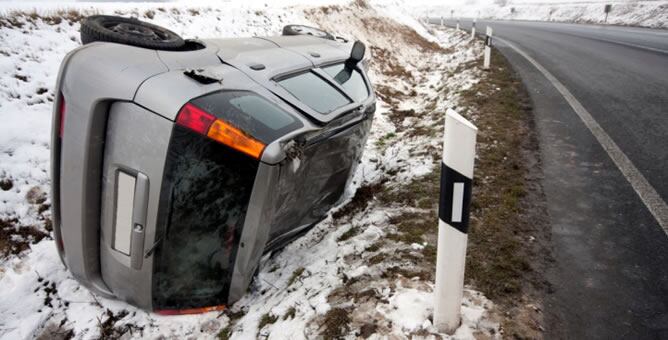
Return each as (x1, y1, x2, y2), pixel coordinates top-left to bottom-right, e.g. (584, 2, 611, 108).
(471, 18, 477, 39)
(433, 109, 478, 334)
(441, 16, 444, 27)
(483, 26, 493, 69)
(456, 18, 460, 30)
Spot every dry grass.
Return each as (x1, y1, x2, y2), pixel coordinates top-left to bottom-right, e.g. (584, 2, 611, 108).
(0, 218, 49, 258)
(282, 307, 296, 320)
(456, 47, 550, 338)
(327, 42, 549, 338)
(286, 267, 305, 287)
(331, 182, 385, 221)
(257, 313, 278, 331)
(143, 10, 155, 20)
(319, 308, 351, 339)
(98, 309, 143, 339)
(0, 9, 88, 28)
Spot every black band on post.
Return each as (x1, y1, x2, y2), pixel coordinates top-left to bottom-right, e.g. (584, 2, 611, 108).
(438, 163, 472, 234)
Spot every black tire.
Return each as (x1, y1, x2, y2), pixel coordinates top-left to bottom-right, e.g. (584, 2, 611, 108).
(80, 15, 185, 51)
(282, 24, 335, 41)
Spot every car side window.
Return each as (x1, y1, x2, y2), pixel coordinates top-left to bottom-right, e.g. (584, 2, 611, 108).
(323, 64, 369, 103)
(278, 72, 351, 114)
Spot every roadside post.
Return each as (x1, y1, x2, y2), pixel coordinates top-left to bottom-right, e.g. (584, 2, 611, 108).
(433, 109, 478, 334)
(441, 16, 444, 26)
(471, 18, 476, 39)
(456, 18, 460, 30)
(483, 26, 493, 69)
(604, 4, 612, 23)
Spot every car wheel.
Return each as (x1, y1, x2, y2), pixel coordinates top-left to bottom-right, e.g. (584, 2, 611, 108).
(282, 24, 335, 41)
(80, 15, 185, 51)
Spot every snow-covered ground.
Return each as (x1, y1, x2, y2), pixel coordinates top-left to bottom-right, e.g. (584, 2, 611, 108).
(0, 2, 500, 339)
(411, 0, 668, 28)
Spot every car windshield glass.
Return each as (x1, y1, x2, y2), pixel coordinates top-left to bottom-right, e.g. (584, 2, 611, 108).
(323, 64, 369, 102)
(191, 90, 302, 143)
(278, 72, 351, 114)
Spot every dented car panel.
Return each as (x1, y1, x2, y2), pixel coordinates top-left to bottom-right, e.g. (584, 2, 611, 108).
(52, 34, 376, 312)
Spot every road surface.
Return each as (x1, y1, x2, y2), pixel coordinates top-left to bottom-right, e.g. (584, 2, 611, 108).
(433, 18, 668, 339)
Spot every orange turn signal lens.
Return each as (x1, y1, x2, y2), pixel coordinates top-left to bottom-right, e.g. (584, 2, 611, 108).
(207, 119, 266, 159)
(156, 304, 226, 316)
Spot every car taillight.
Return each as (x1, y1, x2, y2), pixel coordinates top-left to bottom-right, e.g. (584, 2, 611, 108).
(155, 304, 225, 316)
(58, 93, 66, 138)
(56, 237, 64, 252)
(175, 103, 215, 135)
(176, 103, 266, 159)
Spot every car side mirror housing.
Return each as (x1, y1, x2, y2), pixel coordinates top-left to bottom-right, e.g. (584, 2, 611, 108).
(349, 41, 365, 65)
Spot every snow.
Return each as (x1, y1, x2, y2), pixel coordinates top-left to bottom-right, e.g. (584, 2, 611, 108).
(378, 285, 433, 332)
(0, 2, 501, 339)
(410, 0, 668, 28)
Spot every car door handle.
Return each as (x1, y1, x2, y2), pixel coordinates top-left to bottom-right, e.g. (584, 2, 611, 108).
(130, 173, 149, 270)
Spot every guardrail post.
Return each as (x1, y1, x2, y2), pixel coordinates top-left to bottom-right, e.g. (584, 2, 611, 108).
(433, 109, 478, 334)
(484, 26, 493, 69)
(471, 18, 477, 39)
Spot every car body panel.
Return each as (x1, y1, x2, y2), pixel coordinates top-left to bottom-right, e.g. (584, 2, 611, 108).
(99, 102, 172, 309)
(57, 42, 168, 296)
(52, 33, 376, 311)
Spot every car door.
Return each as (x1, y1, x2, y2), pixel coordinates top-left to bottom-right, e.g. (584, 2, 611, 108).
(266, 62, 375, 247)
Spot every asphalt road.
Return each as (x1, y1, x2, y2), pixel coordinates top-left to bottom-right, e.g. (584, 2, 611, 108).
(433, 18, 668, 339)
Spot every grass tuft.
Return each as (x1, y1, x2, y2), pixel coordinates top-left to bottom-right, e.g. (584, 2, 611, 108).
(286, 267, 305, 287)
(258, 313, 278, 331)
(320, 308, 351, 339)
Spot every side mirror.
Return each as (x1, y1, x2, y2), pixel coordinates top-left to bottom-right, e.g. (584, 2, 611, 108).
(349, 40, 366, 65)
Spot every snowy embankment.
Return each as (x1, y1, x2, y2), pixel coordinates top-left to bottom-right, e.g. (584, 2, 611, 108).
(414, 0, 668, 28)
(0, 2, 499, 339)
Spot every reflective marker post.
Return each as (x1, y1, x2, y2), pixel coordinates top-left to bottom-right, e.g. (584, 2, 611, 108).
(441, 16, 444, 27)
(433, 109, 478, 334)
(484, 26, 493, 69)
(456, 18, 460, 31)
(471, 18, 477, 39)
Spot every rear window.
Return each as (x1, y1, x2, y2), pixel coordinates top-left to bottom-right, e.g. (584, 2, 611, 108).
(191, 90, 302, 143)
(278, 72, 351, 114)
(153, 126, 259, 310)
(323, 64, 369, 102)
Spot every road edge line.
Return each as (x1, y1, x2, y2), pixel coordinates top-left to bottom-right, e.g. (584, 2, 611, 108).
(496, 37, 668, 236)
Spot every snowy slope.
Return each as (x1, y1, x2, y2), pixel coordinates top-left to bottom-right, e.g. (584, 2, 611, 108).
(409, 0, 668, 28)
(0, 2, 499, 339)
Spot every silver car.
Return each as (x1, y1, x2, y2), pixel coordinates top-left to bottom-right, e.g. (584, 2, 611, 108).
(51, 16, 375, 314)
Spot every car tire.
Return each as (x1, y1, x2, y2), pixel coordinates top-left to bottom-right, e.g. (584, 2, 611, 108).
(282, 24, 335, 41)
(80, 15, 185, 51)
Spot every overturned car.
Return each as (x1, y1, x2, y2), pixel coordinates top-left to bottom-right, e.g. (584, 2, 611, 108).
(51, 16, 375, 314)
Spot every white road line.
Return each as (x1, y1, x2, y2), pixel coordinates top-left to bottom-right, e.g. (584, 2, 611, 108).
(496, 37, 668, 236)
